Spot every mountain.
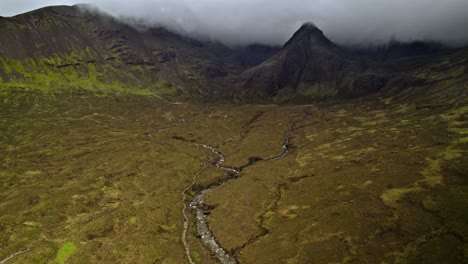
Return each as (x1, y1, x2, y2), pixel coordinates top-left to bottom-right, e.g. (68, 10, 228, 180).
(232, 23, 468, 104)
(0, 5, 269, 99)
(0, 5, 466, 105)
(230, 23, 359, 102)
(1, 5, 467, 264)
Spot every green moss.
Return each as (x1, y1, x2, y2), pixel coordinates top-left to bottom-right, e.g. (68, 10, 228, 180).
(0, 58, 12, 73)
(82, 216, 115, 239)
(264, 211, 275, 218)
(0, 94, 466, 263)
(420, 158, 442, 187)
(286, 214, 297, 219)
(298, 83, 337, 99)
(381, 186, 424, 208)
(191, 251, 203, 263)
(159, 224, 177, 232)
(0, 58, 26, 73)
(317, 143, 332, 150)
(0, 53, 167, 96)
(85, 47, 94, 57)
(348, 127, 364, 131)
(450, 65, 465, 77)
(336, 109, 348, 116)
(87, 63, 97, 81)
(380, 97, 392, 105)
(55, 242, 77, 264)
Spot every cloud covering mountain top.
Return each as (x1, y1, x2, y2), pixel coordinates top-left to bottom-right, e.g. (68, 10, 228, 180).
(2, 0, 468, 46)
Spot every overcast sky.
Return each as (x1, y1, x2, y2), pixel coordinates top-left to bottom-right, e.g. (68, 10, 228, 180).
(1, 0, 468, 46)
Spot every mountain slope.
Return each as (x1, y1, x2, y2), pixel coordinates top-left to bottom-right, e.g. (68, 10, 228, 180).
(231, 23, 368, 102)
(0, 6, 467, 264)
(231, 23, 467, 104)
(0, 5, 466, 104)
(0, 5, 257, 99)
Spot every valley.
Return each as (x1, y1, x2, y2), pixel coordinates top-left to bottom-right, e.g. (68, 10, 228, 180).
(0, 4, 467, 264)
(1, 92, 466, 263)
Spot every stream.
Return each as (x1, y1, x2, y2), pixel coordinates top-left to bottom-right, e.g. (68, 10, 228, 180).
(150, 117, 297, 263)
(185, 144, 239, 264)
(146, 118, 186, 137)
(181, 122, 297, 264)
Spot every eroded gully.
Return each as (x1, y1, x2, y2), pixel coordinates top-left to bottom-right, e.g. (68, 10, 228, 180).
(150, 117, 297, 263)
(181, 122, 297, 264)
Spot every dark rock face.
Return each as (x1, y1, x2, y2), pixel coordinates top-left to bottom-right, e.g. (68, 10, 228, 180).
(0, 6, 466, 104)
(350, 74, 388, 96)
(0, 5, 248, 98)
(231, 22, 467, 103)
(234, 44, 280, 68)
(232, 23, 357, 101)
(154, 51, 176, 63)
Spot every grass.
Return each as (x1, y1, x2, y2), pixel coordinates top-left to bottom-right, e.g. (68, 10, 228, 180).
(55, 242, 77, 264)
(0, 92, 466, 263)
(0, 53, 201, 99)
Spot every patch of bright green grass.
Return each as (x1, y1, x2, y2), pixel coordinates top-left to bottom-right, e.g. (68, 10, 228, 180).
(191, 250, 203, 263)
(55, 242, 77, 264)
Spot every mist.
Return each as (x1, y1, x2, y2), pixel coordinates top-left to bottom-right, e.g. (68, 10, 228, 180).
(2, 0, 468, 46)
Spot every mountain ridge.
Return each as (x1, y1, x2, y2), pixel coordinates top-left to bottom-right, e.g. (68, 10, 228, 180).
(0, 5, 466, 104)
(232, 21, 467, 104)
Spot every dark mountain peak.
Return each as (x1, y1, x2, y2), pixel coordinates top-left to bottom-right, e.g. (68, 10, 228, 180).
(235, 22, 348, 99)
(290, 22, 324, 41)
(298, 22, 322, 34)
(284, 22, 336, 49)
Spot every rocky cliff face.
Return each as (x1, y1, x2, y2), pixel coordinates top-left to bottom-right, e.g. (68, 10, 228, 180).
(231, 23, 355, 101)
(232, 23, 467, 104)
(0, 5, 466, 104)
(0, 5, 256, 99)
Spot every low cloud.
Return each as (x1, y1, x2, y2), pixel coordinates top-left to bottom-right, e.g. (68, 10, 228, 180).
(2, 0, 468, 46)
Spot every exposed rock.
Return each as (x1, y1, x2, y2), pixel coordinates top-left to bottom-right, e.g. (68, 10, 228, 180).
(0, 6, 466, 104)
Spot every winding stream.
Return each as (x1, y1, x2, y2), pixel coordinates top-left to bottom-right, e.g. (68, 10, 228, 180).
(181, 122, 297, 263)
(150, 117, 297, 263)
(146, 118, 186, 137)
(186, 144, 239, 264)
(270, 123, 296, 161)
